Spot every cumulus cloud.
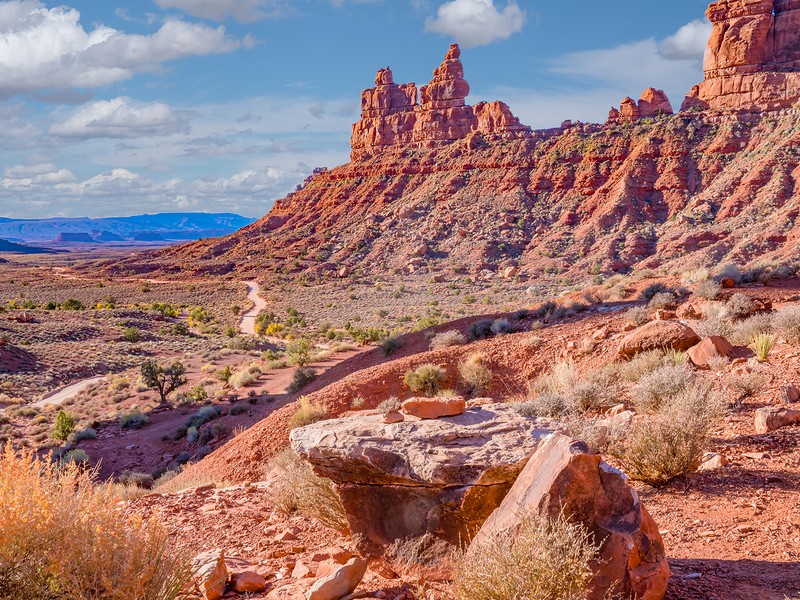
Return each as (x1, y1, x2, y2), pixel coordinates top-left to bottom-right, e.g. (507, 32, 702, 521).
(425, 0, 525, 48)
(49, 97, 190, 139)
(0, 0, 241, 97)
(658, 19, 712, 61)
(2, 163, 76, 191)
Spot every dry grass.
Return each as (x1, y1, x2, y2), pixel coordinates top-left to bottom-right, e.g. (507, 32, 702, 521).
(457, 353, 493, 397)
(695, 279, 722, 300)
(289, 396, 327, 429)
(774, 306, 800, 346)
(631, 365, 695, 414)
(612, 381, 726, 486)
(452, 511, 598, 600)
(430, 330, 467, 350)
(0, 446, 191, 600)
(266, 448, 347, 531)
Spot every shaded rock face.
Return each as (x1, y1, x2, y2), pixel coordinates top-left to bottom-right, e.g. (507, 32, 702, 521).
(351, 44, 530, 159)
(472, 434, 670, 600)
(290, 404, 552, 559)
(684, 0, 800, 110)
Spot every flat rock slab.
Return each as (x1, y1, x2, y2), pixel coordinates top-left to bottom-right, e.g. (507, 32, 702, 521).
(291, 404, 553, 555)
(618, 320, 701, 359)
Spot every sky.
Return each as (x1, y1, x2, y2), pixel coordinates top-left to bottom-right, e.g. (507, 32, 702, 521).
(0, 0, 713, 219)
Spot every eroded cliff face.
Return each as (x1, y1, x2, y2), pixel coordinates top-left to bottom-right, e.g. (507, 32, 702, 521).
(122, 5, 800, 281)
(684, 0, 800, 111)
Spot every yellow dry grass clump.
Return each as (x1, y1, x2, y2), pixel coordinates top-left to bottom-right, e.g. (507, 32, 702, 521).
(0, 446, 191, 600)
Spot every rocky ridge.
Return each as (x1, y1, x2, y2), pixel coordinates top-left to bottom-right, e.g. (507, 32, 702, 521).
(118, 0, 800, 282)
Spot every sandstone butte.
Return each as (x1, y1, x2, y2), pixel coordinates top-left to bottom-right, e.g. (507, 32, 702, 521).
(116, 0, 800, 282)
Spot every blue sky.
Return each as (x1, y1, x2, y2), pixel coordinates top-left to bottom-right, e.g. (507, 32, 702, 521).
(0, 0, 712, 219)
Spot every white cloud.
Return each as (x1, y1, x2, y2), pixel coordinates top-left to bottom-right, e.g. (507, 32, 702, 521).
(658, 19, 712, 61)
(0, 0, 241, 97)
(425, 0, 525, 48)
(49, 97, 190, 139)
(2, 163, 76, 190)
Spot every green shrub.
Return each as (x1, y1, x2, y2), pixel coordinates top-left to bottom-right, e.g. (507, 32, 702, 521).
(287, 367, 317, 394)
(122, 327, 141, 343)
(404, 364, 447, 396)
(379, 334, 403, 357)
(286, 338, 315, 367)
(52, 410, 75, 442)
(468, 319, 494, 340)
(119, 410, 149, 430)
(62, 298, 84, 311)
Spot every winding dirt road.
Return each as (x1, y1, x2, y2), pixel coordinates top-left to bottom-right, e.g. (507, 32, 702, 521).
(240, 281, 266, 336)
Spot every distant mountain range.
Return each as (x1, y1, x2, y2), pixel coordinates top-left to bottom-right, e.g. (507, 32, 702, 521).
(0, 213, 256, 248)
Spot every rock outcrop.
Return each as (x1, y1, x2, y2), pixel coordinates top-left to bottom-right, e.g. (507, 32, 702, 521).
(684, 0, 800, 111)
(290, 404, 553, 561)
(617, 321, 701, 358)
(610, 88, 674, 121)
(351, 44, 530, 159)
(472, 434, 669, 600)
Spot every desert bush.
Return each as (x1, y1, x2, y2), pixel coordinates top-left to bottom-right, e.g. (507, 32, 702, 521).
(452, 511, 597, 600)
(617, 350, 670, 383)
(404, 364, 447, 396)
(377, 396, 401, 414)
(695, 279, 722, 300)
(286, 338, 316, 367)
(715, 263, 742, 284)
(774, 306, 800, 346)
(490, 318, 517, 336)
(266, 448, 347, 531)
(71, 427, 97, 443)
(60, 449, 88, 466)
(430, 330, 466, 350)
(694, 317, 734, 339)
(729, 370, 770, 400)
(379, 334, 403, 357)
(681, 267, 711, 285)
(625, 306, 650, 326)
(122, 327, 141, 343)
(62, 298, 84, 311)
(751, 333, 775, 362)
(0, 447, 190, 600)
(706, 355, 731, 371)
(229, 370, 257, 390)
(188, 384, 208, 403)
(725, 293, 754, 320)
(534, 361, 578, 397)
(287, 367, 317, 393)
(613, 382, 725, 486)
(631, 365, 695, 413)
(290, 396, 326, 428)
(469, 319, 494, 340)
(229, 403, 249, 416)
(52, 410, 75, 442)
(215, 366, 233, 384)
(226, 336, 255, 351)
(648, 292, 675, 310)
(730, 313, 773, 345)
(118, 471, 155, 490)
(119, 410, 149, 430)
(457, 353, 493, 397)
(640, 282, 671, 301)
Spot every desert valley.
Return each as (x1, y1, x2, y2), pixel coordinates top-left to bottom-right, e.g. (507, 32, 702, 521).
(3, 1, 800, 599)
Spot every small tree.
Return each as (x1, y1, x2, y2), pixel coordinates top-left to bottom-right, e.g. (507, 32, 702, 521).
(141, 360, 187, 404)
(286, 338, 315, 367)
(52, 410, 75, 441)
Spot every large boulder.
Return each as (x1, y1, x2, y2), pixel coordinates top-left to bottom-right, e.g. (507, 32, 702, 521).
(192, 549, 228, 600)
(290, 404, 553, 560)
(618, 320, 700, 358)
(472, 434, 670, 600)
(754, 406, 800, 434)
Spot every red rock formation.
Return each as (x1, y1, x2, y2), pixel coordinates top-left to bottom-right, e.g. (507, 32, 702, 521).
(351, 44, 530, 159)
(684, 0, 800, 111)
(610, 89, 673, 122)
